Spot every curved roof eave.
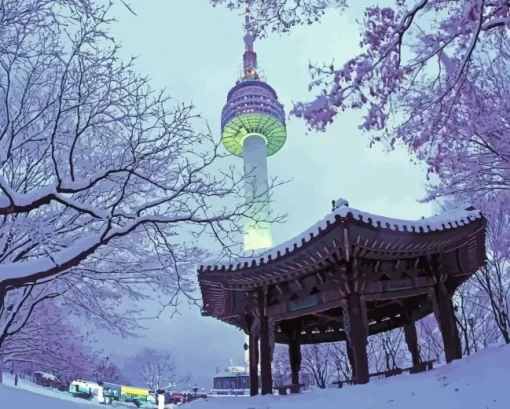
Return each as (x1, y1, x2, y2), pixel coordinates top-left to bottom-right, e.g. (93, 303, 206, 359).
(198, 201, 485, 274)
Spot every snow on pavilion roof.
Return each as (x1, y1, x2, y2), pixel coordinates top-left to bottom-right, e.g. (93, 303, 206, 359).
(199, 198, 484, 273)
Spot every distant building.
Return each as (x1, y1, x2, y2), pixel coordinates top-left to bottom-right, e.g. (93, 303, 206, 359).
(33, 371, 62, 389)
(212, 365, 250, 393)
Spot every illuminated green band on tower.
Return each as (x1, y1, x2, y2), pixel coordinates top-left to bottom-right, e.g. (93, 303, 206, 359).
(222, 114, 287, 157)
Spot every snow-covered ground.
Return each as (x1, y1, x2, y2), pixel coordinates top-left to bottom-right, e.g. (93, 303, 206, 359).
(189, 344, 509, 409)
(1, 344, 509, 409)
(1, 373, 102, 408)
(0, 373, 135, 408)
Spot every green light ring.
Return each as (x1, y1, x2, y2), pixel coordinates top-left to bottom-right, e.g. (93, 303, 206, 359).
(240, 132, 268, 146)
(221, 113, 287, 157)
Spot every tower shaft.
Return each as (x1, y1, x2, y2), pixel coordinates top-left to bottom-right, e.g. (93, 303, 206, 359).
(217, 1, 285, 379)
(242, 135, 272, 251)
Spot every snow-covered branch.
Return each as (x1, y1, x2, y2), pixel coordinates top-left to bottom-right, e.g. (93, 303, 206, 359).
(0, 0, 285, 308)
(210, 0, 347, 35)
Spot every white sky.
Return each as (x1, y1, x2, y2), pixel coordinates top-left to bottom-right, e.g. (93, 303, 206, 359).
(105, 0, 433, 388)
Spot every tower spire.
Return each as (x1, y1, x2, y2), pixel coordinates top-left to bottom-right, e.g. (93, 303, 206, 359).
(241, 3, 259, 81)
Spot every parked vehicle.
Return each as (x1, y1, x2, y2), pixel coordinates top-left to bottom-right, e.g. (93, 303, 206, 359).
(68, 380, 99, 400)
(69, 379, 156, 406)
(120, 385, 156, 407)
(102, 382, 122, 403)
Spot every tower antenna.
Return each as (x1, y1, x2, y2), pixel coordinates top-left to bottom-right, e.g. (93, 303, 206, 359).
(241, 1, 258, 81)
(244, 1, 254, 46)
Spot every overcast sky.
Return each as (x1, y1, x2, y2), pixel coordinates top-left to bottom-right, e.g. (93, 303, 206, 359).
(104, 0, 433, 388)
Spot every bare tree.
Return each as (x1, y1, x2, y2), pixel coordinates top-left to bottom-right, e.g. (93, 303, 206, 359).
(418, 316, 444, 364)
(135, 348, 188, 391)
(454, 282, 477, 356)
(475, 308, 501, 348)
(0, 265, 156, 381)
(473, 210, 510, 344)
(90, 356, 122, 384)
(373, 330, 405, 371)
(366, 336, 383, 373)
(300, 344, 330, 389)
(0, 284, 63, 382)
(0, 0, 283, 341)
(0, 296, 117, 387)
(272, 349, 291, 386)
(327, 342, 351, 381)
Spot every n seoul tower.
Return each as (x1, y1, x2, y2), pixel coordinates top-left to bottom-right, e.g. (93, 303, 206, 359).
(220, 5, 287, 252)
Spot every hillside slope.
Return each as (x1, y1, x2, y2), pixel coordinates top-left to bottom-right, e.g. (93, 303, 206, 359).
(190, 344, 509, 409)
(0, 381, 100, 409)
(1, 344, 508, 409)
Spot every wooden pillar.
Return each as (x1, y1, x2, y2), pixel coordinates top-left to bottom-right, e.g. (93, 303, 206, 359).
(288, 335, 301, 385)
(258, 289, 273, 395)
(403, 321, 421, 367)
(430, 282, 462, 363)
(344, 293, 369, 384)
(248, 330, 259, 396)
(345, 339, 355, 379)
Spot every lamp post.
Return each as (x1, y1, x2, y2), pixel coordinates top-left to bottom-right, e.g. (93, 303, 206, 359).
(467, 316, 477, 353)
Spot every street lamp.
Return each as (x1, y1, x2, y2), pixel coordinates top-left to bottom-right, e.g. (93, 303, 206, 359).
(243, 342, 248, 351)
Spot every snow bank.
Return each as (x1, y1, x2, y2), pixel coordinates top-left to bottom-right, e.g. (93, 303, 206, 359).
(1, 373, 101, 407)
(187, 344, 509, 409)
(0, 383, 100, 409)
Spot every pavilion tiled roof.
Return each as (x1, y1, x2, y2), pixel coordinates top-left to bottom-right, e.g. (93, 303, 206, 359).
(198, 198, 484, 274)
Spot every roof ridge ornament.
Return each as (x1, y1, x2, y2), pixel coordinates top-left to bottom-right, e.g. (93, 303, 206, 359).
(333, 197, 349, 211)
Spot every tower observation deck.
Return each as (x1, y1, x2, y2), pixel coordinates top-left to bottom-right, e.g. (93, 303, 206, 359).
(220, 12, 287, 251)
